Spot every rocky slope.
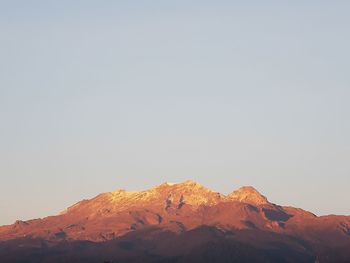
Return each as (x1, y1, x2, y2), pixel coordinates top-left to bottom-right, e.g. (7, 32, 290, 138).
(0, 180, 349, 262)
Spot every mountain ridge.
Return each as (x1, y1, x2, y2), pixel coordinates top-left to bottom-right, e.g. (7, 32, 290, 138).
(0, 180, 349, 263)
(58, 180, 268, 218)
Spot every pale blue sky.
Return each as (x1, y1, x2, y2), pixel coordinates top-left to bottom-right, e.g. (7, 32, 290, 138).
(1, 1, 349, 225)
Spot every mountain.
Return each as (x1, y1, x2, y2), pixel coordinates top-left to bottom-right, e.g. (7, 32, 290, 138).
(0, 180, 349, 263)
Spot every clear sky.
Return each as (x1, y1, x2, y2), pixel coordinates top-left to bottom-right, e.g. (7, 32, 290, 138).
(1, 1, 349, 225)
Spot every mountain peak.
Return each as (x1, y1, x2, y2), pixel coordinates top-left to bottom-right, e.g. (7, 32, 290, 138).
(150, 180, 222, 207)
(156, 180, 202, 188)
(182, 179, 200, 185)
(151, 180, 208, 193)
(1, 181, 349, 262)
(228, 186, 269, 205)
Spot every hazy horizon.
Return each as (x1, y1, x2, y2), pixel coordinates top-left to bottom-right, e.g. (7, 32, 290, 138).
(1, 1, 350, 225)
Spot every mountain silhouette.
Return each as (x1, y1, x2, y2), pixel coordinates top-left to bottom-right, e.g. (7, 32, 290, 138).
(0, 180, 349, 262)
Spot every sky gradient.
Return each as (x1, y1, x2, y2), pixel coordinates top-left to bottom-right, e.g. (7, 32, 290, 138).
(1, 1, 350, 225)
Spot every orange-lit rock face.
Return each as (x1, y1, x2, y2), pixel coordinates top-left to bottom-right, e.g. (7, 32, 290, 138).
(59, 180, 224, 220)
(0, 180, 349, 262)
(228, 186, 269, 205)
(0, 180, 349, 263)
